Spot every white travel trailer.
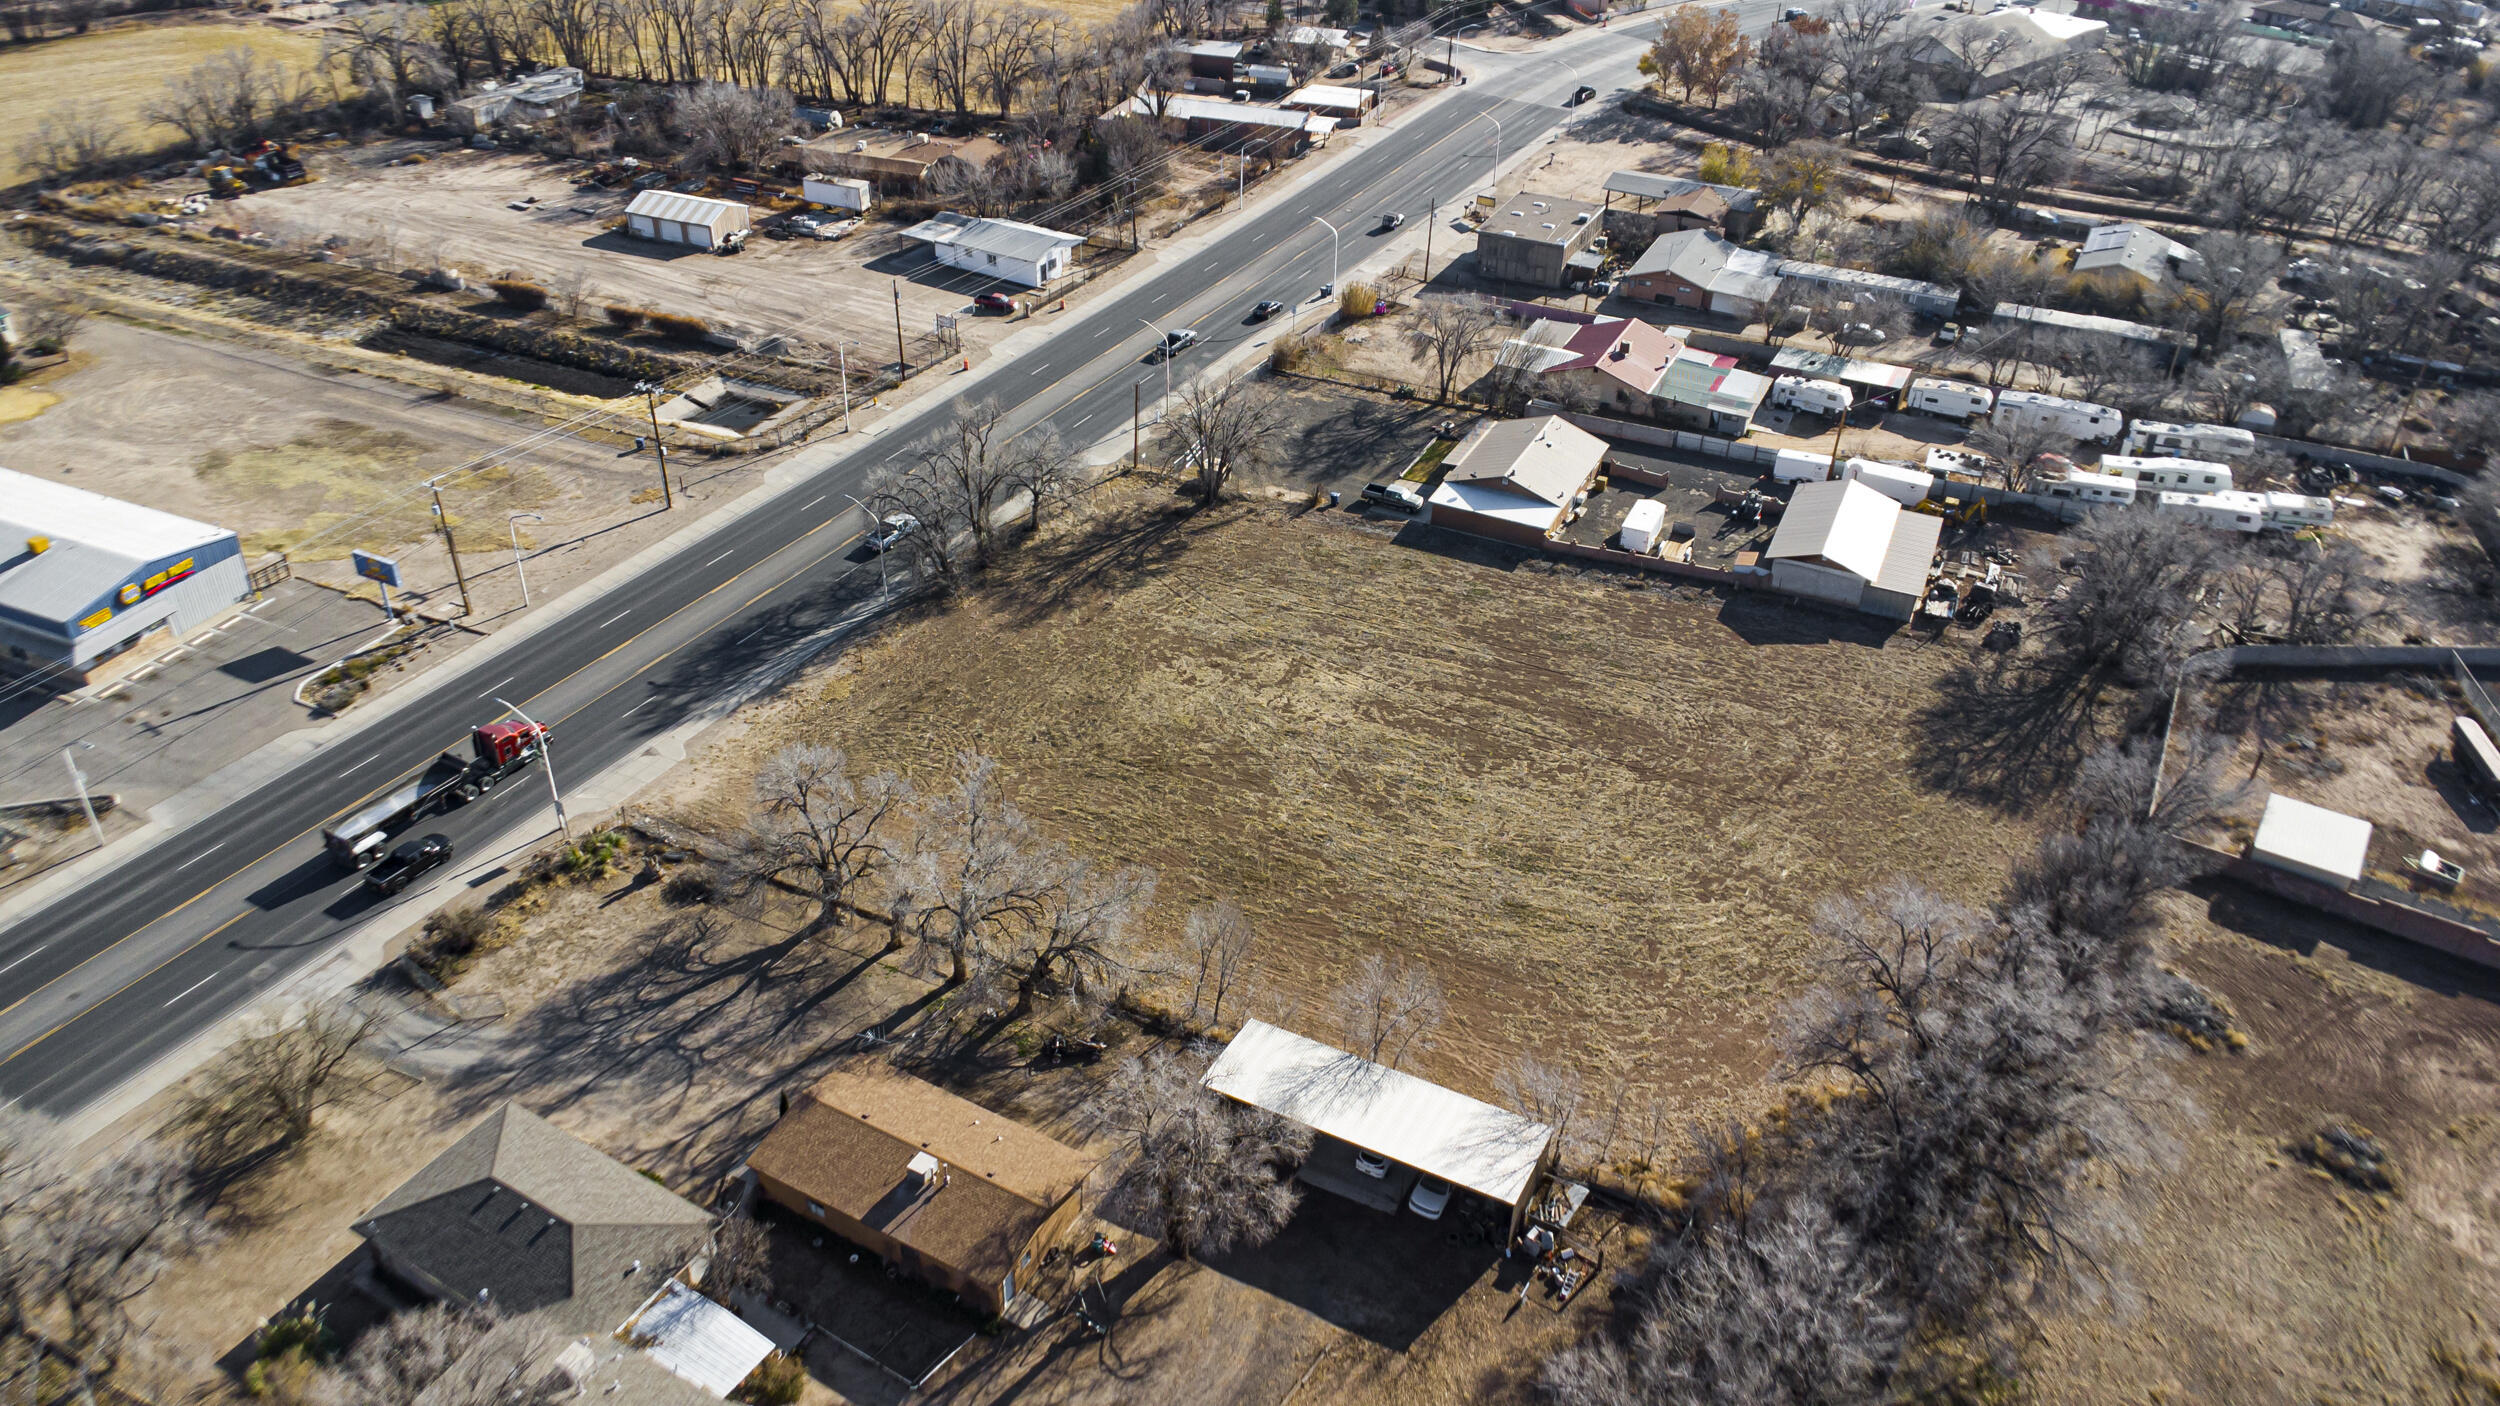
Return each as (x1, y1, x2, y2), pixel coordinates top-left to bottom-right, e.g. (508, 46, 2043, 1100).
(2154, 489, 2266, 532)
(1992, 390, 2123, 442)
(2044, 469, 2139, 504)
(1842, 457, 1936, 507)
(1770, 376, 1852, 417)
(2100, 454, 2233, 492)
(1771, 447, 1834, 482)
(1620, 499, 1667, 553)
(1902, 377, 1994, 422)
(2124, 419, 2256, 459)
(2261, 491, 2335, 528)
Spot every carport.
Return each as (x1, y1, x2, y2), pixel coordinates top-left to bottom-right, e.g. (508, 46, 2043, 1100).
(1203, 1020, 1557, 1235)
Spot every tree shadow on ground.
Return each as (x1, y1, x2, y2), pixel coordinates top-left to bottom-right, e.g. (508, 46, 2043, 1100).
(1910, 651, 2110, 811)
(920, 1248, 1188, 1405)
(994, 496, 1235, 630)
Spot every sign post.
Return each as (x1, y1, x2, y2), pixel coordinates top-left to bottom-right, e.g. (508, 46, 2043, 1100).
(352, 550, 403, 620)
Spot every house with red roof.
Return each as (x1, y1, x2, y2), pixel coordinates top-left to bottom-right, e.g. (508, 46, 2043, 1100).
(1499, 315, 1770, 437)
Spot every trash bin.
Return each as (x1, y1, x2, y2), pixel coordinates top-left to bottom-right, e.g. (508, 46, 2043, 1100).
(1327, 490, 1342, 508)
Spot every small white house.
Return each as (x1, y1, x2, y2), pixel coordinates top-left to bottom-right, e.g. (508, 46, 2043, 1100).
(1993, 390, 2123, 442)
(902, 212, 1085, 287)
(1903, 377, 1993, 422)
(1770, 376, 1852, 418)
(1763, 477, 1945, 621)
(622, 190, 751, 250)
(2124, 419, 2256, 459)
(2044, 469, 2139, 505)
(2249, 793, 2373, 891)
(1841, 457, 1935, 508)
(1620, 499, 1666, 554)
(1772, 447, 1834, 483)
(2154, 489, 2266, 532)
(800, 175, 872, 211)
(2102, 455, 2233, 493)
(2262, 491, 2335, 528)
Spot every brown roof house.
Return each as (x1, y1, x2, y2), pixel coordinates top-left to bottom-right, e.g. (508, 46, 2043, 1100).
(747, 1066, 1098, 1319)
(355, 1103, 716, 1336)
(1422, 415, 1609, 548)
(802, 130, 1007, 193)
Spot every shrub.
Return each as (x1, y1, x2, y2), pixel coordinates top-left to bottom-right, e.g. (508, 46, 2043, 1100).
(489, 278, 549, 311)
(1338, 281, 1379, 320)
(1268, 333, 1309, 372)
(604, 303, 650, 331)
(735, 1353, 807, 1405)
(423, 905, 493, 958)
(648, 311, 711, 342)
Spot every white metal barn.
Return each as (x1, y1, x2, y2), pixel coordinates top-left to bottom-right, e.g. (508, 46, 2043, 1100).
(623, 190, 751, 250)
(0, 468, 249, 683)
(2249, 793, 2373, 891)
(1203, 1020, 1557, 1233)
(1763, 477, 1944, 621)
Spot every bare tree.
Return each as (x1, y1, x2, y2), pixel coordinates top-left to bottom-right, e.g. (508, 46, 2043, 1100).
(1402, 295, 1500, 402)
(317, 1306, 563, 1406)
(1002, 853, 1155, 1014)
(2164, 232, 2281, 352)
(729, 744, 910, 936)
(889, 751, 1049, 986)
(1180, 901, 1257, 1033)
(175, 1002, 381, 1174)
(13, 99, 123, 183)
(1092, 1046, 1309, 1260)
(704, 1214, 772, 1306)
(12, 299, 90, 358)
(0, 1116, 208, 1377)
(671, 81, 793, 171)
(1932, 91, 2071, 217)
(1966, 417, 2075, 492)
(1495, 1052, 1585, 1162)
(1157, 374, 1288, 505)
(1758, 140, 1850, 239)
(146, 47, 291, 153)
(873, 398, 1033, 579)
(1330, 954, 1444, 1069)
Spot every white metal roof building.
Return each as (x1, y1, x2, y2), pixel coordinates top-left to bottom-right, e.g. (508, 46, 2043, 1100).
(623, 190, 751, 250)
(621, 1281, 778, 1398)
(1763, 477, 1942, 621)
(1204, 1020, 1556, 1224)
(2250, 793, 2373, 890)
(0, 467, 250, 681)
(902, 211, 1086, 287)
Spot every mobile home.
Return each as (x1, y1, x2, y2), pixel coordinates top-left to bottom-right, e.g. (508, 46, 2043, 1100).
(1770, 376, 1852, 418)
(2153, 489, 2265, 532)
(2261, 491, 2334, 528)
(1842, 457, 1936, 507)
(2101, 454, 2233, 493)
(2124, 419, 2256, 459)
(1771, 447, 1834, 483)
(1992, 390, 2123, 442)
(1902, 377, 1993, 422)
(2044, 469, 2139, 504)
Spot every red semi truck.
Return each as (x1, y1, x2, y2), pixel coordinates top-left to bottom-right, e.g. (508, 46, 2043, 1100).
(320, 721, 548, 869)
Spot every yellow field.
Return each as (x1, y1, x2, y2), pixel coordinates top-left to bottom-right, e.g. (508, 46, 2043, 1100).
(0, 22, 331, 184)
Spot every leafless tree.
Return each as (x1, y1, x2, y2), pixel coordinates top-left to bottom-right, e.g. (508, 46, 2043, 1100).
(546, 266, 597, 321)
(13, 100, 123, 183)
(1403, 296, 1500, 402)
(1002, 853, 1155, 1014)
(873, 398, 1038, 579)
(2164, 232, 2280, 352)
(1496, 1052, 1585, 1163)
(1157, 375, 1288, 505)
(316, 1305, 564, 1406)
(2034, 509, 2229, 695)
(12, 299, 90, 358)
(1758, 140, 1849, 239)
(1330, 954, 1444, 1069)
(672, 81, 793, 171)
(728, 744, 911, 936)
(175, 1001, 382, 1175)
(2321, 30, 2423, 129)
(705, 1214, 773, 1306)
(0, 1112, 208, 1377)
(1180, 901, 1257, 1033)
(1933, 91, 2071, 217)
(889, 751, 1049, 986)
(146, 47, 297, 153)
(1966, 418, 2075, 493)
(1092, 1046, 1309, 1260)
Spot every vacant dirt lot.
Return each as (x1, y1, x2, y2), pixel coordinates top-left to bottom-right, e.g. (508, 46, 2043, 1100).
(660, 489, 2030, 1116)
(0, 20, 328, 184)
(2031, 887, 2500, 1406)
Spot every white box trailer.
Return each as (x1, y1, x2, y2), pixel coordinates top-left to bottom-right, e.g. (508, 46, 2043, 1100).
(1770, 376, 1852, 417)
(800, 174, 872, 210)
(2125, 419, 2256, 459)
(2154, 489, 2265, 532)
(1842, 457, 1935, 507)
(1771, 447, 1834, 483)
(2101, 454, 2233, 492)
(1620, 499, 1666, 554)
(1903, 377, 1993, 422)
(2262, 491, 2335, 528)
(1992, 390, 2123, 442)
(2045, 469, 2139, 504)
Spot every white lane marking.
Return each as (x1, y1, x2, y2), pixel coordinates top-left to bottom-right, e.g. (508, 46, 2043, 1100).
(1072, 411, 1094, 428)
(339, 752, 380, 778)
(803, 495, 826, 510)
(164, 973, 219, 1008)
(735, 625, 767, 644)
(622, 698, 649, 717)
(175, 843, 226, 871)
(706, 549, 734, 566)
(600, 609, 631, 627)
(478, 675, 514, 697)
(0, 948, 45, 976)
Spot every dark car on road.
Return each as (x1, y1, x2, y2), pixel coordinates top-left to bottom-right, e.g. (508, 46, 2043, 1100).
(364, 833, 453, 896)
(974, 291, 1016, 313)
(1249, 299, 1285, 322)
(1152, 327, 1201, 361)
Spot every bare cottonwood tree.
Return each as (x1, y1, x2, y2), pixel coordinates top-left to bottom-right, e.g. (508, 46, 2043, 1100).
(1402, 296, 1500, 402)
(1001, 853, 1155, 1013)
(1092, 1046, 1309, 1259)
(175, 1001, 382, 1175)
(1330, 954, 1444, 1069)
(13, 100, 123, 183)
(1180, 901, 1257, 1033)
(729, 744, 911, 936)
(671, 81, 794, 171)
(1157, 375, 1288, 504)
(872, 398, 1048, 579)
(888, 751, 1050, 986)
(316, 1306, 564, 1406)
(1966, 418, 2075, 493)
(704, 1214, 773, 1306)
(1495, 1052, 1585, 1162)
(0, 1110, 209, 1377)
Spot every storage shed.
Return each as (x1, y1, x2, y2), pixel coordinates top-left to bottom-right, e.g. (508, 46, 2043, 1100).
(1763, 477, 1943, 621)
(2249, 793, 2373, 891)
(623, 189, 751, 250)
(800, 174, 872, 210)
(1841, 457, 1935, 508)
(1204, 1020, 1557, 1234)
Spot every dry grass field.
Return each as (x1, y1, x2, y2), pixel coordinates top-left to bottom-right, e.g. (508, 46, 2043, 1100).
(666, 492, 2032, 1119)
(0, 22, 330, 184)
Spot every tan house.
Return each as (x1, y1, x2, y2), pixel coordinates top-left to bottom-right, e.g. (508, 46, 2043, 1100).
(801, 130, 1007, 192)
(1423, 415, 1609, 547)
(747, 1066, 1097, 1318)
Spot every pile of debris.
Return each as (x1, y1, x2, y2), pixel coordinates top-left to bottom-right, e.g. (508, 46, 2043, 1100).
(2301, 1123, 2400, 1194)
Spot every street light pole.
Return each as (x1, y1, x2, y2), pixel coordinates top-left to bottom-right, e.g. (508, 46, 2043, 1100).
(1478, 113, 1503, 192)
(842, 494, 888, 597)
(493, 696, 567, 840)
(61, 743, 102, 852)
(633, 381, 674, 510)
(507, 513, 542, 607)
(1138, 317, 1174, 409)
(1308, 215, 1340, 303)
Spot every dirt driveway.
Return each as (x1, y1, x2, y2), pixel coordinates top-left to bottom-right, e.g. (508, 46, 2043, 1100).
(225, 146, 1047, 359)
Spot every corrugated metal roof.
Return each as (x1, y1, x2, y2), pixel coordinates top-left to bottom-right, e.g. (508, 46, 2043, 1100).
(2252, 793, 2372, 885)
(0, 468, 236, 626)
(1602, 171, 1759, 211)
(1872, 503, 1941, 597)
(1765, 478, 1898, 585)
(1204, 1021, 1554, 1206)
(626, 1282, 778, 1397)
(624, 189, 748, 227)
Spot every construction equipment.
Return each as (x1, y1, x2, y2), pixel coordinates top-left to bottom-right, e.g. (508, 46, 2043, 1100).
(207, 141, 310, 198)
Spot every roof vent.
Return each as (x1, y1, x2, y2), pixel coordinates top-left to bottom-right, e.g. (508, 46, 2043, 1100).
(907, 1151, 942, 1184)
(1532, 201, 1548, 211)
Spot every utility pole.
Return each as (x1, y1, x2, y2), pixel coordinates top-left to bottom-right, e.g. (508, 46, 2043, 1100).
(836, 342, 853, 433)
(427, 477, 473, 618)
(1424, 195, 1434, 281)
(633, 381, 674, 509)
(893, 279, 907, 372)
(507, 512, 541, 607)
(61, 743, 102, 852)
(1133, 379, 1142, 474)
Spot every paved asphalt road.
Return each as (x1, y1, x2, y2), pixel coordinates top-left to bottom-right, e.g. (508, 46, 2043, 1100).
(0, 11, 1787, 1117)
